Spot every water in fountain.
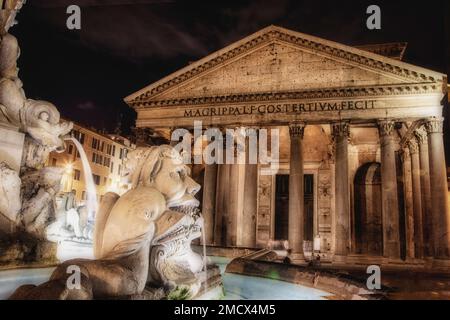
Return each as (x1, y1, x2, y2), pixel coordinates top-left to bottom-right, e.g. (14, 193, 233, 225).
(66, 137, 98, 221)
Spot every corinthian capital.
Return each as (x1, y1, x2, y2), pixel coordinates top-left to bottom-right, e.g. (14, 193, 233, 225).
(425, 117, 444, 134)
(377, 120, 396, 137)
(331, 122, 350, 138)
(289, 121, 306, 139)
(408, 139, 419, 155)
(414, 127, 428, 145)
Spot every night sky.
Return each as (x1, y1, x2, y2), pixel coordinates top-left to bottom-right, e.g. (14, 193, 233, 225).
(10, 0, 450, 136)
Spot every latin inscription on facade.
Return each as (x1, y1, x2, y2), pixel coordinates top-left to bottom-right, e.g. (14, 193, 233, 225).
(184, 100, 376, 118)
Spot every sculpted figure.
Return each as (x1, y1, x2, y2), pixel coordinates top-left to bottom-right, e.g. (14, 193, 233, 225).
(0, 0, 26, 34)
(0, 8, 72, 236)
(10, 145, 202, 300)
(0, 162, 21, 224)
(19, 167, 64, 238)
(0, 32, 72, 151)
(149, 207, 205, 298)
(0, 1, 74, 268)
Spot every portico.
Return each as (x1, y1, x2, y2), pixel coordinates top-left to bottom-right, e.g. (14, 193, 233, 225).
(125, 25, 449, 267)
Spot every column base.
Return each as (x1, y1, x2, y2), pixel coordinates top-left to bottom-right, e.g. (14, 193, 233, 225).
(289, 252, 305, 265)
(331, 254, 348, 266)
(344, 254, 384, 266)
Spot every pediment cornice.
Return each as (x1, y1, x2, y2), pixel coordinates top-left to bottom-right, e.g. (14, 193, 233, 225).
(125, 25, 446, 107)
(131, 83, 442, 109)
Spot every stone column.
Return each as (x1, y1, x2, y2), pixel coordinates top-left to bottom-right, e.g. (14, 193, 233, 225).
(240, 128, 258, 248)
(288, 122, 306, 260)
(202, 163, 217, 245)
(332, 122, 350, 257)
(214, 131, 230, 246)
(227, 128, 246, 247)
(415, 128, 433, 257)
(401, 147, 415, 259)
(378, 120, 401, 260)
(214, 163, 229, 246)
(227, 163, 239, 246)
(425, 118, 450, 259)
(408, 139, 423, 259)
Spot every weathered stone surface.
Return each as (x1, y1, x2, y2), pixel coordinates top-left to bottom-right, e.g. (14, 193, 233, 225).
(0, 162, 21, 225)
(0, 232, 57, 267)
(156, 42, 405, 101)
(0, 124, 24, 172)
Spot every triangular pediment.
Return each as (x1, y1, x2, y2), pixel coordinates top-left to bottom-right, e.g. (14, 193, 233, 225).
(126, 25, 445, 107)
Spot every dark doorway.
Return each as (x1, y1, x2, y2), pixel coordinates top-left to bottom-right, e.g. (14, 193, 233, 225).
(353, 163, 383, 256)
(304, 175, 314, 241)
(274, 174, 314, 241)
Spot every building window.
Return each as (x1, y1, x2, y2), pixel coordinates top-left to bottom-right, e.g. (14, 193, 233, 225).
(110, 162, 114, 174)
(52, 158, 57, 166)
(118, 165, 122, 175)
(73, 130, 85, 144)
(76, 151, 80, 158)
(103, 157, 110, 168)
(103, 177, 107, 185)
(92, 138, 98, 150)
(68, 144, 73, 155)
(92, 174, 101, 186)
(112, 146, 116, 157)
(92, 153, 105, 165)
(74, 169, 81, 181)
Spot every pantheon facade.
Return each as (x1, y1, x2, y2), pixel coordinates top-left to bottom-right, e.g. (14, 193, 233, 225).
(125, 26, 449, 268)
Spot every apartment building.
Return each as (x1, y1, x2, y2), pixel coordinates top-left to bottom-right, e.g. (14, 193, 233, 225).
(47, 121, 136, 205)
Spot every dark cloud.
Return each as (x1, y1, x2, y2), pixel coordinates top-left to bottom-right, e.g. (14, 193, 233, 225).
(32, 0, 174, 8)
(77, 101, 95, 110)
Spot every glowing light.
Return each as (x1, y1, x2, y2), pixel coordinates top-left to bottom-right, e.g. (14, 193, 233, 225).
(65, 162, 73, 174)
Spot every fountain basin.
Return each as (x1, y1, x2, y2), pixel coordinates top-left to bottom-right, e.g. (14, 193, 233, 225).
(225, 257, 387, 300)
(0, 256, 339, 300)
